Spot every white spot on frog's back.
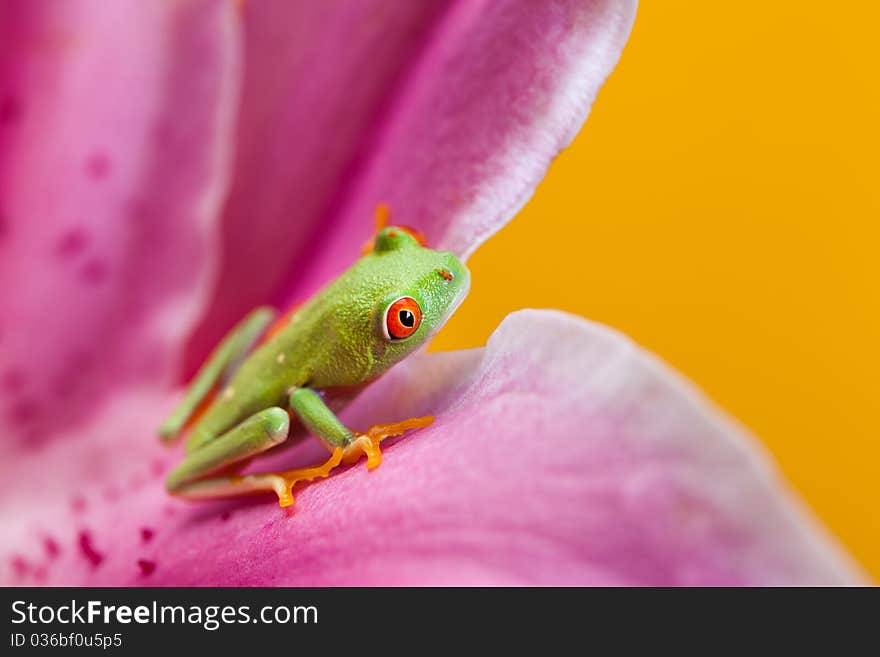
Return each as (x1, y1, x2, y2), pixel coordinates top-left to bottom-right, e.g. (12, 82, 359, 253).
(276, 353, 285, 364)
(223, 387, 235, 400)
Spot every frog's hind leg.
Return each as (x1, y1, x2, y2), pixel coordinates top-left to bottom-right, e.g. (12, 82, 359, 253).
(175, 414, 434, 508)
(165, 407, 290, 494)
(168, 387, 433, 508)
(168, 448, 345, 509)
(158, 307, 276, 442)
(169, 388, 351, 507)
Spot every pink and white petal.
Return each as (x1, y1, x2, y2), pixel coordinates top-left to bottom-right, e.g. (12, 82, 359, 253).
(185, 0, 637, 370)
(0, 0, 240, 453)
(277, 0, 637, 306)
(184, 1, 452, 372)
(3, 310, 863, 585)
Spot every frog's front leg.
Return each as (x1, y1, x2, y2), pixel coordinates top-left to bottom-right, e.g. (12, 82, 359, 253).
(169, 387, 433, 508)
(289, 388, 433, 468)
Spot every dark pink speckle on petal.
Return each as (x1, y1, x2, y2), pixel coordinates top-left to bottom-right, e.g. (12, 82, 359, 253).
(78, 530, 104, 568)
(140, 527, 155, 543)
(1, 368, 27, 393)
(102, 485, 120, 503)
(7, 399, 39, 426)
(0, 96, 21, 124)
(70, 495, 87, 513)
(67, 349, 94, 373)
(20, 427, 47, 450)
(85, 152, 111, 179)
(80, 259, 109, 285)
(43, 536, 60, 559)
(137, 559, 156, 576)
(10, 555, 31, 579)
(55, 228, 89, 259)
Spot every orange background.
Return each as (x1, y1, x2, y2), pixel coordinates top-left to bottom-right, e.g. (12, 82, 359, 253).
(433, 2, 880, 578)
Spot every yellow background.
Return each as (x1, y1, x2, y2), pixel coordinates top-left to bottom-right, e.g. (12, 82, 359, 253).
(433, 2, 880, 578)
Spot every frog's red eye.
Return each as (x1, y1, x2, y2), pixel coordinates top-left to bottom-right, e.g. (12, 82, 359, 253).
(384, 296, 422, 341)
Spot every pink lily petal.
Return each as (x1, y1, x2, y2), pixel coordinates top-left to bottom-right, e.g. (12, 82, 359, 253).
(185, 0, 637, 371)
(0, 0, 240, 451)
(184, 1, 450, 371)
(1, 310, 862, 585)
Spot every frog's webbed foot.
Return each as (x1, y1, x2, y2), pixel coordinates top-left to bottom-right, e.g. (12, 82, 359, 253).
(262, 447, 344, 508)
(342, 416, 434, 469)
(225, 415, 433, 507)
(174, 448, 345, 509)
(267, 415, 433, 506)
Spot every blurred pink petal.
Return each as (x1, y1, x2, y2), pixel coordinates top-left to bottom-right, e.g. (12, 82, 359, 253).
(185, 0, 637, 371)
(0, 0, 240, 451)
(1, 311, 863, 585)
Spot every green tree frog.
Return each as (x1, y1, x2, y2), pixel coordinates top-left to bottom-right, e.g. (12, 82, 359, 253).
(158, 213, 470, 508)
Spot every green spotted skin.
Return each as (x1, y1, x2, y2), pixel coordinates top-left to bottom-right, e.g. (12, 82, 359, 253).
(186, 228, 469, 450)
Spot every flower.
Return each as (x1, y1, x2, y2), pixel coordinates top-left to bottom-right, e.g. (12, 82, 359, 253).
(0, 0, 863, 585)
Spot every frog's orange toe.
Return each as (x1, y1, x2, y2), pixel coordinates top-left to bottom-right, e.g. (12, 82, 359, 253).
(269, 447, 344, 507)
(342, 416, 434, 470)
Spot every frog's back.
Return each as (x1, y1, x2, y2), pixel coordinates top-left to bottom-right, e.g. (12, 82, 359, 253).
(187, 324, 311, 447)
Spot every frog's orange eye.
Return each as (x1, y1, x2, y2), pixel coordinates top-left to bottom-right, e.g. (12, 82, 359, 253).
(384, 296, 422, 341)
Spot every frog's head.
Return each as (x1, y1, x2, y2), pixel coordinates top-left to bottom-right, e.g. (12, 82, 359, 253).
(360, 225, 470, 375)
(305, 225, 470, 387)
